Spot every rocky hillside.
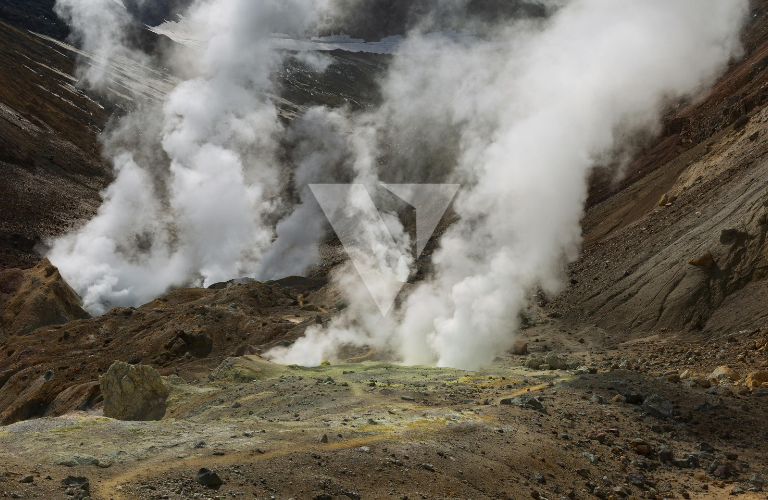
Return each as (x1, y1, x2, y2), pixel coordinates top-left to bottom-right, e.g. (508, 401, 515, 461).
(549, 0, 768, 340)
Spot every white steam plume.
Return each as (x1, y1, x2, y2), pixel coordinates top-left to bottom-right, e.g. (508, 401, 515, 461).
(267, 0, 748, 369)
(50, 0, 748, 370)
(54, 0, 149, 86)
(49, 0, 328, 314)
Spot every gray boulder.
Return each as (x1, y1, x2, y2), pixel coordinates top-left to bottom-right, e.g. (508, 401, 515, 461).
(544, 352, 566, 370)
(642, 394, 673, 419)
(100, 362, 169, 421)
(525, 354, 544, 369)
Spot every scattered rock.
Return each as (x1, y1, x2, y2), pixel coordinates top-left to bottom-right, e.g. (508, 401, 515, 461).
(666, 373, 680, 383)
(698, 442, 715, 452)
(99, 361, 169, 421)
(689, 376, 711, 388)
(710, 366, 740, 382)
(544, 352, 566, 370)
(61, 476, 89, 494)
(501, 394, 545, 412)
(196, 468, 223, 489)
(18, 475, 33, 483)
(626, 472, 645, 487)
(622, 391, 644, 405)
(525, 354, 544, 370)
(689, 251, 714, 269)
(629, 439, 652, 456)
(733, 114, 750, 130)
(746, 370, 768, 387)
(589, 394, 607, 404)
(511, 340, 528, 355)
(642, 394, 673, 419)
(319, 434, 329, 443)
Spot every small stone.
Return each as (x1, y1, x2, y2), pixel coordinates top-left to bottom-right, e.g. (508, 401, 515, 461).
(730, 485, 744, 495)
(642, 394, 673, 419)
(511, 340, 528, 355)
(690, 376, 711, 388)
(18, 475, 33, 483)
(501, 394, 545, 412)
(710, 366, 740, 382)
(421, 463, 434, 472)
(62, 476, 89, 493)
(746, 370, 768, 387)
(626, 472, 645, 486)
(544, 352, 566, 370)
(525, 354, 544, 369)
(612, 394, 626, 403)
(535, 472, 546, 484)
(698, 442, 715, 452)
(319, 434, 328, 443)
(629, 439, 652, 456)
(196, 468, 223, 489)
(666, 374, 680, 383)
(589, 394, 607, 404)
(689, 251, 714, 269)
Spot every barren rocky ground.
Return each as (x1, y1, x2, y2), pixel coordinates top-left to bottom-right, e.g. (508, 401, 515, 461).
(1, 324, 768, 500)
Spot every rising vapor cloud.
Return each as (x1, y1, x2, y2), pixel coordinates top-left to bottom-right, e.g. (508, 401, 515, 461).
(267, 0, 748, 369)
(50, 0, 747, 369)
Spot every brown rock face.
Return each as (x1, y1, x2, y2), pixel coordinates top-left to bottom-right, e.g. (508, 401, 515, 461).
(44, 381, 101, 417)
(100, 362, 169, 421)
(0, 259, 89, 338)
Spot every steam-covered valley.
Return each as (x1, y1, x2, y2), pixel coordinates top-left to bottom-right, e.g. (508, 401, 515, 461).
(2, 1, 768, 499)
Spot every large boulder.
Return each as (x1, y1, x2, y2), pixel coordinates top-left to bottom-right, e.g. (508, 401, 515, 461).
(99, 362, 169, 421)
(0, 259, 89, 338)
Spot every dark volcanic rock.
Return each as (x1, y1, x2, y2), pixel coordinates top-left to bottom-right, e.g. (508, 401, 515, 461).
(642, 394, 673, 419)
(196, 468, 222, 489)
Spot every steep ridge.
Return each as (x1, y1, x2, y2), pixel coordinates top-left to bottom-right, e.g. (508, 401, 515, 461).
(555, 0, 768, 338)
(0, 20, 111, 270)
